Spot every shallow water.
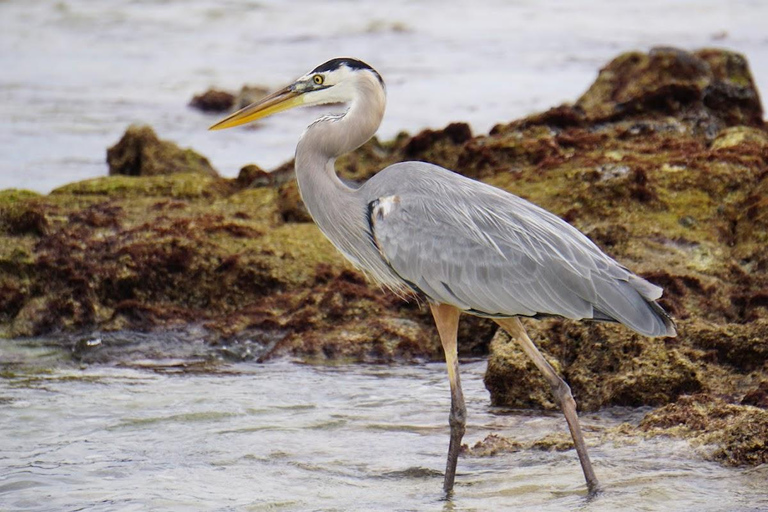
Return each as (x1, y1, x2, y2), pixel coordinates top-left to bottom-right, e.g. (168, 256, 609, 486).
(1, 0, 767, 192)
(1, 344, 766, 511)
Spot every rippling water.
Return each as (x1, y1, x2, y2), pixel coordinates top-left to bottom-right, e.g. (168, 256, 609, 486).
(2, 347, 767, 511)
(1, 0, 766, 192)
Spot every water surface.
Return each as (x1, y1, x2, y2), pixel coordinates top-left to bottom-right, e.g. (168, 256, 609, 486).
(1, 348, 766, 511)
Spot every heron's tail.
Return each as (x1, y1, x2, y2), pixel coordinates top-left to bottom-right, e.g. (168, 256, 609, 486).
(592, 275, 676, 337)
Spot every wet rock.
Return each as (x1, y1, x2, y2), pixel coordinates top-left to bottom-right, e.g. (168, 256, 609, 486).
(189, 89, 236, 112)
(236, 162, 296, 190)
(398, 123, 474, 176)
(461, 432, 575, 458)
(741, 380, 768, 408)
(477, 48, 768, 417)
(235, 164, 273, 188)
(695, 48, 764, 127)
(530, 432, 574, 452)
(0, 189, 47, 236)
(0, 277, 27, 326)
(575, 47, 764, 135)
(484, 328, 561, 410)
(485, 320, 704, 411)
(684, 320, 768, 372)
(189, 85, 269, 113)
(277, 179, 311, 223)
(235, 85, 269, 109)
(0, 173, 448, 360)
(404, 122, 472, 156)
(52, 173, 231, 199)
(461, 434, 522, 457)
(640, 394, 768, 466)
(107, 125, 218, 177)
(710, 125, 768, 151)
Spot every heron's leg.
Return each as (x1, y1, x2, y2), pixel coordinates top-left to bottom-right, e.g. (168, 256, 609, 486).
(429, 303, 465, 493)
(494, 317, 600, 494)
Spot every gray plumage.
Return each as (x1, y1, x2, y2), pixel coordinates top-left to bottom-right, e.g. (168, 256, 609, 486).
(366, 163, 673, 336)
(287, 59, 675, 338)
(209, 56, 674, 494)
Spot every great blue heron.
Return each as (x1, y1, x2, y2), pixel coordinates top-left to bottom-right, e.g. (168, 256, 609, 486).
(210, 57, 676, 494)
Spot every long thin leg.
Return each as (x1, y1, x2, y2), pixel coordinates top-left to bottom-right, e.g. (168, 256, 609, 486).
(495, 317, 600, 494)
(429, 303, 465, 493)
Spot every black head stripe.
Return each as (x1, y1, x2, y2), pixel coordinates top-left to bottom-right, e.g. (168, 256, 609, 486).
(311, 57, 383, 84)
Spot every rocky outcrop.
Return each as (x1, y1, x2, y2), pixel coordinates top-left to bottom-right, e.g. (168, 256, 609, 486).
(1, 47, 766, 465)
(107, 125, 218, 177)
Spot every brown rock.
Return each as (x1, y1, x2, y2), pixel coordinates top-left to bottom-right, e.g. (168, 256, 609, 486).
(742, 380, 768, 408)
(3, 47, 768, 412)
(107, 125, 218, 177)
(575, 47, 764, 137)
(485, 320, 704, 411)
(484, 327, 560, 409)
(235, 85, 269, 109)
(461, 434, 522, 457)
(235, 164, 273, 188)
(189, 89, 236, 112)
(640, 394, 768, 466)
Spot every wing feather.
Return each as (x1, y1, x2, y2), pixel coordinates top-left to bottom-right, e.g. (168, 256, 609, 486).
(364, 162, 674, 336)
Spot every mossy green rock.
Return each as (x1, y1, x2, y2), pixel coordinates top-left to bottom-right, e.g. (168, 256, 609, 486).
(107, 124, 218, 177)
(0, 172, 455, 361)
(640, 394, 768, 466)
(575, 47, 763, 133)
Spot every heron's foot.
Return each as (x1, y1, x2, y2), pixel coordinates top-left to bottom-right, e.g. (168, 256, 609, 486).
(442, 420, 465, 492)
(585, 480, 604, 501)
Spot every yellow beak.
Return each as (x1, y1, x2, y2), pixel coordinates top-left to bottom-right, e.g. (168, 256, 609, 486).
(208, 85, 304, 130)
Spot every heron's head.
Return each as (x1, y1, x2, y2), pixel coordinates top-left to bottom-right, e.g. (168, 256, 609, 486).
(209, 58, 384, 131)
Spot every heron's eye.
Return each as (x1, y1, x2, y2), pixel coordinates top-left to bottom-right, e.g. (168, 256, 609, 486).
(313, 74, 324, 85)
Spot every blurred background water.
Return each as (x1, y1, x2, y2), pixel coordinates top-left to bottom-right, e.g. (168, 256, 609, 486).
(1, 0, 766, 192)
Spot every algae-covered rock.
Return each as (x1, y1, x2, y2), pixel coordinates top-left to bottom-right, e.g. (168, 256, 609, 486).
(476, 48, 767, 420)
(710, 125, 768, 151)
(742, 380, 768, 408)
(640, 394, 768, 466)
(52, 173, 230, 199)
(485, 320, 704, 411)
(575, 47, 763, 136)
(461, 434, 522, 457)
(0, 172, 448, 361)
(0, 189, 47, 236)
(483, 328, 561, 410)
(461, 432, 575, 458)
(107, 125, 218, 177)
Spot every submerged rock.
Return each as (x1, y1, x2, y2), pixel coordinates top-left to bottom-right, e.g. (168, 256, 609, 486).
(189, 89, 236, 112)
(189, 85, 270, 113)
(639, 394, 768, 466)
(107, 125, 218, 177)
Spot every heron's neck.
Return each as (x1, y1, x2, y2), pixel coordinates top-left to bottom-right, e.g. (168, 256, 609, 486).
(293, 76, 385, 266)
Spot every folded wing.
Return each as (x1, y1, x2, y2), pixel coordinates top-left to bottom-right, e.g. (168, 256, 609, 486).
(366, 163, 675, 337)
